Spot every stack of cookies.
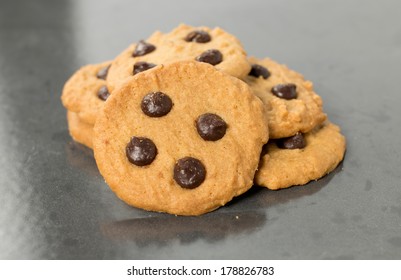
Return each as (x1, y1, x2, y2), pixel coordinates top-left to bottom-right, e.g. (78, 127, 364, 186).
(61, 24, 346, 216)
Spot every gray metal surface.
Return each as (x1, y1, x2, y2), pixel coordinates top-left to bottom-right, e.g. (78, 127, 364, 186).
(0, 0, 400, 259)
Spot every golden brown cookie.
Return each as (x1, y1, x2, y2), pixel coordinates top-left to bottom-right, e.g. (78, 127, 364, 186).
(67, 111, 94, 149)
(61, 61, 112, 125)
(106, 24, 251, 92)
(255, 121, 346, 190)
(244, 57, 327, 139)
(93, 61, 268, 216)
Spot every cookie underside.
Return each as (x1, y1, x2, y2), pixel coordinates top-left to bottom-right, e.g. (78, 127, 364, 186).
(67, 111, 94, 149)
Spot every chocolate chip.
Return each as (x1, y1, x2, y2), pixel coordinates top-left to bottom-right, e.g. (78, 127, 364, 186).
(133, 61, 157, 75)
(196, 49, 223, 66)
(141, 92, 173, 117)
(271, 83, 297, 100)
(196, 113, 227, 141)
(185, 30, 211, 43)
(132, 40, 156, 57)
(249, 64, 270, 79)
(97, 85, 110, 101)
(277, 132, 306, 149)
(126, 137, 157, 166)
(173, 157, 206, 189)
(96, 64, 111, 80)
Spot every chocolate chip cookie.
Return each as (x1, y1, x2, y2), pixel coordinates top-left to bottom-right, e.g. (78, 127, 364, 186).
(61, 61, 112, 125)
(67, 111, 94, 149)
(106, 24, 251, 92)
(93, 61, 269, 216)
(255, 122, 346, 190)
(244, 57, 327, 139)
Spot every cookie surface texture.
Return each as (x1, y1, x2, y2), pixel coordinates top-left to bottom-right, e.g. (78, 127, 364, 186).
(61, 61, 112, 125)
(244, 57, 327, 139)
(255, 122, 346, 190)
(67, 111, 94, 149)
(106, 24, 251, 92)
(93, 61, 268, 216)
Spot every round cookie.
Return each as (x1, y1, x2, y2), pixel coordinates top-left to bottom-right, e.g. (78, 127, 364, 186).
(106, 24, 251, 92)
(67, 111, 94, 149)
(93, 61, 268, 216)
(244, 57, 327, 139)
(61, 61, 112, 125)
(255, 122, 346, 190)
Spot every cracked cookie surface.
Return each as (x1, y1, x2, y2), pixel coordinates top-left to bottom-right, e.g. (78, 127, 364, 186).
(106, 24, 250, 92)
(244, 57, 327, 139)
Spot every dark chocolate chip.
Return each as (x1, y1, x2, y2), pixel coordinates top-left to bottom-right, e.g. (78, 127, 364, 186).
(97, 85, 110, 101)
(277, 132, 306, 149)
(132, 40, 156, 57)
(249, 64, 270, 79)
(271, 83, 297, 100)
(185, 30, 211, 43)
(196, 113, 227, 141)
(126, 137, 157, 166)
(196, 49, 223, 66)
(96, 64, 111, 80)
(141, 92, 173, 117)
(173, 157, 206, 189)
(133, 61, 157, 75)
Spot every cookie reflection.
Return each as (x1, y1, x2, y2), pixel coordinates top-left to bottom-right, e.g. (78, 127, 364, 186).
(101, 211, 266, 247)
(253, 160, 344, 208)
(65, 140, 99, 177)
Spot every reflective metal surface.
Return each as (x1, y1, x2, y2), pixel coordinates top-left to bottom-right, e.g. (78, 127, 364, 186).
(1, 0, 400, 259)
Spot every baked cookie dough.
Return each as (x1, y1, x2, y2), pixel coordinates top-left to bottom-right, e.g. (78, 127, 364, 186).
(93, 61, 268, 216)
(255, 121, 346, 190)
(244, 57, 327, 139)
(67, 111, 94, 149)
(106, 24, 251, 92)
(61, 61, 112, 125)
